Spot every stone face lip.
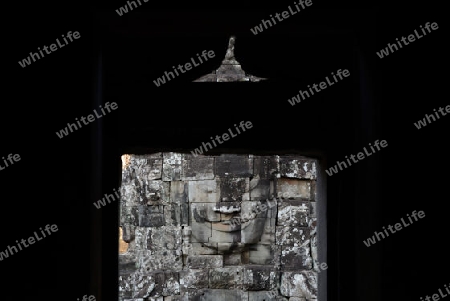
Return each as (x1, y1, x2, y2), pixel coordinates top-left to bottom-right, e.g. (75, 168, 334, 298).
(212, 221, 241, 232)
(193, 36, 267, 82)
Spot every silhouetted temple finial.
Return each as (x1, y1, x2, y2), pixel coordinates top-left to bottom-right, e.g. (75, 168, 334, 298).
(222, 36, 238, 65)
(193, 36, 267, 82)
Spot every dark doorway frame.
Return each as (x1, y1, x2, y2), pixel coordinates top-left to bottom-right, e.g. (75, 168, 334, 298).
(91, 8, 380, 301)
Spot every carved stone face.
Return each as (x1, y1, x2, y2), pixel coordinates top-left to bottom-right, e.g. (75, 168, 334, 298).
(119, 153, 319, 300)
(190, 198, 272, 252)
(188, 175, 278, 255)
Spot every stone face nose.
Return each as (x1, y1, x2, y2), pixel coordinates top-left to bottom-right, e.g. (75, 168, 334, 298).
(193, 36, 267, 82)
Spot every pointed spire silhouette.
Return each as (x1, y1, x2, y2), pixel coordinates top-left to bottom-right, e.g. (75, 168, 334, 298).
(222, 36, 239, 65)
(194, 36, 267, 82)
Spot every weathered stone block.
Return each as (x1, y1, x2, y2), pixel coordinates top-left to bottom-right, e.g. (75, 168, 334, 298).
(276, 179, 311, 199)
(129, 271, 181, 298)
(248, 244, 275, 265)
(141, 157, 164, 181)
(123, 206, 150, 230)
(120, 210, 139, 238)
(186, 255, 223, 269)
(280, 271, 317, 299)
(253, 156, 279, 179)
(149, 272, 166, 298)
(119, 273, 134, 298)
(219, 177, 250, 201)
(241, 201, 273, 219)
(280, 246, 312, 270)
(164, 203, 181, 226)
(259, 218, 276, 244)
(121, 162, 134, 186)
(163, 152, 183, 181)
(121, 184, 140, 206)
(120, 253, 138, 274)
(182, 155, 214, 180)
(241, 249, 250, 265)
(191, 203, 221, 222)
(132, 206, 165, 227)
(163, 296, 185, 301)
(276, 227, 310, 246)
(279, 157, 317, 180)
(146, 226, 182, 252)
(188, 179, 220, 203)
(265, 199, 279, 219)
(241, 218, 267, 244)
(210, 227, 241, 243)
(139, 250, 183, 273)
(185, 289, 248, 301)
(190, 220, 212, 243)
(243, 266, 278, 291)
(223, 253, 242, 265)
(290, 202, 310, 227)
(187, 242, 218, 255)
(170, 181, 188, 204)
(130, 153, 162, 161)
(134, 227, 148, 250)
(124, 153, 163, 183)
(180, 202, 189, 225)
(217, 242, 246, 254)
(146, 205, 165, 213)
(145, 180, 171, 205)
(215, 155, 253, 177)
(248, 291, 279, 301)
(209, 267, 243, 289)
(180, 269, 209, 290)
(132, 273, 158, 298)
(249, 178, 271, 200)
(189, 203, 212, 243)
(277, 200, 310, 227)
(162, 271, 180, 296)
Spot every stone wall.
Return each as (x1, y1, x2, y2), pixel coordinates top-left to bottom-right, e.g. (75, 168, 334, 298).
(119, 153, 319, 301)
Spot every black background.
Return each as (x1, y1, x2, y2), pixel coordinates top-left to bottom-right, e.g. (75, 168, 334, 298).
(4, 1, 448, 300)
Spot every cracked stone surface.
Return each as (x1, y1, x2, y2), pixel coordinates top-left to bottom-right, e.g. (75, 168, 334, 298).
(119, 153, 319, 301)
